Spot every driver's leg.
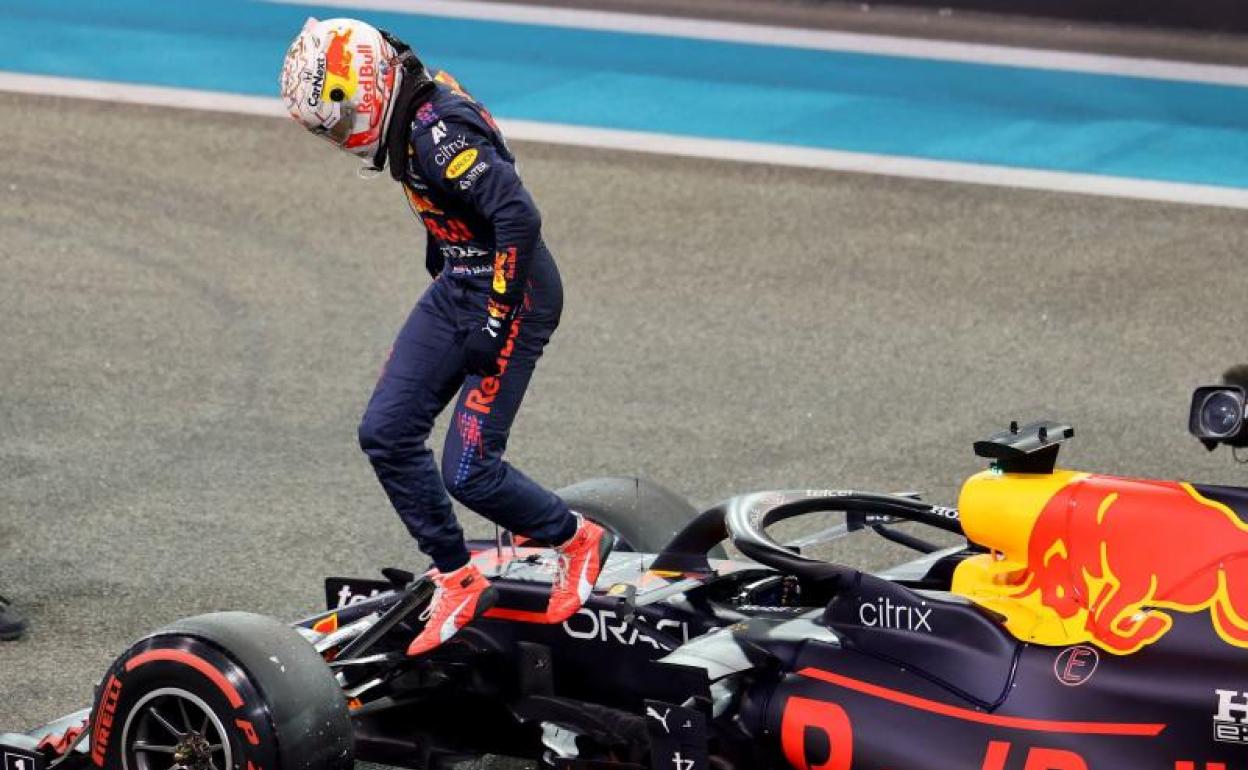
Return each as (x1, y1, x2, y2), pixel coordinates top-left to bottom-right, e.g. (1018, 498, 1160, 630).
(441, 282, 612, 623)
(358, 281, 497, 657)
(358, 280, 470, 572)
(440, 311, 571, 544)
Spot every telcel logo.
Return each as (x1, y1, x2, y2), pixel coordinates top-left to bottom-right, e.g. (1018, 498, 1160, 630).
(1213, 689, 1248, 744)
(858, 597, 932, 632)
(335, 585, 384, 608)
(564, 609, 690, 650)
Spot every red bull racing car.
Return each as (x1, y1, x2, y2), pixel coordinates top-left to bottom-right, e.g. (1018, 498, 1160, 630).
(3, 421, 1247, 770)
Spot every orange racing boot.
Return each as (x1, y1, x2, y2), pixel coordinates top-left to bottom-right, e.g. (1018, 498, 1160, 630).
(407, 563, 496, 656)
(546, 515, 615, 624)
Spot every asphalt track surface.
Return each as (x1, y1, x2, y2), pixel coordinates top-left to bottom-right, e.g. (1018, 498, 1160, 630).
(2, 91, 1247, 746)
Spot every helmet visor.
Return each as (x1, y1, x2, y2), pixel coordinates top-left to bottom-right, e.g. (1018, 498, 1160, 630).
(308, 101, 354, 148)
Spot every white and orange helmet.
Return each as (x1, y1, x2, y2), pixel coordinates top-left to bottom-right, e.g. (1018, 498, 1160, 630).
(280, 17, 400, 161)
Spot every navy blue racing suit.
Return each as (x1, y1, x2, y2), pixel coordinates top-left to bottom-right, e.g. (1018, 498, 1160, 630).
(358, 72, 573, 572)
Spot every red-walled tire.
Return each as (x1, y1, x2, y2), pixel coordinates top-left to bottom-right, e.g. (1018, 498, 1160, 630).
(87, 611, 353, 770)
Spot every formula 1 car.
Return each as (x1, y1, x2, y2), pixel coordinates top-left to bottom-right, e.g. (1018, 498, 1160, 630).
(4, 421, 1247, 770)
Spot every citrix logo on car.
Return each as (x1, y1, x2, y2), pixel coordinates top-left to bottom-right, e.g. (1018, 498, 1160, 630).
(858, 596, 933, 632)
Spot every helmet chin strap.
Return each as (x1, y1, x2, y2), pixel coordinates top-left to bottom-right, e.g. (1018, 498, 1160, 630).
(367, 30, 435, 176)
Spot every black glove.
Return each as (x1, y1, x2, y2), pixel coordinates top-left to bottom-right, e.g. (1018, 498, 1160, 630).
(424, 233, 442, 279)
(462, 314, 511, 376)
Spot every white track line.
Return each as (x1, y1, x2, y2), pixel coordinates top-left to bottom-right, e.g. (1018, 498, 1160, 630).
(264, 0, 1248, 87)
(507, 119, 1248, 209)
(0, 73, 286, 117)
(6, 71, 1248, 210)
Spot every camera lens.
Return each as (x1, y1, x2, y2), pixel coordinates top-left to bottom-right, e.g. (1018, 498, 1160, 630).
(1200, 390, 1243, 438)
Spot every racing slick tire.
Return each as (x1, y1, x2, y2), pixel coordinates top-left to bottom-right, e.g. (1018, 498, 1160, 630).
(88, 611, 352, 770)
(557, 476, 728, 558)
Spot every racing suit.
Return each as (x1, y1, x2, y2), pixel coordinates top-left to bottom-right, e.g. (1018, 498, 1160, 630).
(358, 72, 574, 572)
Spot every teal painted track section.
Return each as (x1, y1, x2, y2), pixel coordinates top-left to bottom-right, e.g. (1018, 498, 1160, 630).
(4, 0, 1248, 187)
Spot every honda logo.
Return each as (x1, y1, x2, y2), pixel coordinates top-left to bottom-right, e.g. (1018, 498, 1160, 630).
(1213, 689, 1248, 744)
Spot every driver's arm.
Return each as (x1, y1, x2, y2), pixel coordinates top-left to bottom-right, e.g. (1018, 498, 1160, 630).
(413, 116, 540, 322)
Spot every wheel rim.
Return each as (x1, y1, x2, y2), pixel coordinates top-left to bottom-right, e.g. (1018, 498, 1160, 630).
(121, 688, 233, 770)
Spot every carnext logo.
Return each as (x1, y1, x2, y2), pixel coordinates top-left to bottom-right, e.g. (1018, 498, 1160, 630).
(1214, 689, 1248, 744)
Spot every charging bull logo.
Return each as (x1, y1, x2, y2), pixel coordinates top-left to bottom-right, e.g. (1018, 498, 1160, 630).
(404, 186, 443, 216)
(1016, 476, 1248, 654)
(322, 28, 355, 101)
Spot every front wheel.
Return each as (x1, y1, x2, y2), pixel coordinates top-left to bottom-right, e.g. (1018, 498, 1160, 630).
(89, 612, 353, 770)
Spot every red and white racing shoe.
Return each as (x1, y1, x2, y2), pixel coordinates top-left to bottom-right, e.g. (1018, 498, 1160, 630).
(407, 563, 496, 656)
(546, 514, 615, 624)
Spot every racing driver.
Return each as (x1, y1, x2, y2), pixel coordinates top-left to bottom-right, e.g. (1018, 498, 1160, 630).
(279, 18, 613, 656)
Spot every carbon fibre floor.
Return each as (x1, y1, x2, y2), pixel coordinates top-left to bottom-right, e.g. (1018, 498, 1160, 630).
(1, 91, 1246, 743)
